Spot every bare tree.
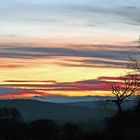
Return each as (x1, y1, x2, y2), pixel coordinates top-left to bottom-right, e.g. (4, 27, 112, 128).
(109, 74, 140, 114)
(0, 108, 22, 120)
(108, 36, 140, 114)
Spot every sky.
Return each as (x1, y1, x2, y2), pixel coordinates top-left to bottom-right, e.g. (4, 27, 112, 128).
(0, 0, 140, 98)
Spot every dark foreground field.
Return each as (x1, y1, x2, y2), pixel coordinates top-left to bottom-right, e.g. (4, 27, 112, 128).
(0, 99, 139, 140)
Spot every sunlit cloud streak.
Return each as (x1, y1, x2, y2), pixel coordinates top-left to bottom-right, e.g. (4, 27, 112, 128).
(0, 74, 139, 98)
(0, 78, 122, 92)
(4, 80, 57, 83)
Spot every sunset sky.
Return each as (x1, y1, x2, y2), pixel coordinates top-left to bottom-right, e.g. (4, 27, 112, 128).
(0, 0, 140, 98)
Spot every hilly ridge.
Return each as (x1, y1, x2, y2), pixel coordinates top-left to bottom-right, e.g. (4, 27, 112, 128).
(0, 99, 97, 122)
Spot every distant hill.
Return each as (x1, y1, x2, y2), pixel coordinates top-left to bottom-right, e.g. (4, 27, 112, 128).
(65, 100, 136, 109)
(0, 99, 102, 122)
(31, 95, 137, 103)
(31, 96, 108, 103)
(0, 99, 136, 126)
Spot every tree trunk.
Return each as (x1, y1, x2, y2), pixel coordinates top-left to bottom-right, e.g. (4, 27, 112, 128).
(115, 101, 123, 115)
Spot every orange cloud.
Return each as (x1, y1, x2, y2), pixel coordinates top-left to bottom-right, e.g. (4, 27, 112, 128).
(0, 75, 130, 98)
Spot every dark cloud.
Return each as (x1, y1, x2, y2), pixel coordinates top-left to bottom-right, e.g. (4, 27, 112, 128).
(111, 6, 140, 25)
(4, 80, 57, 83)
(98, 76, 122, 81)
(0, 88, 20, 95)
(55, 62, 125, 68)
(0, 43, 137, 68)
(0, 87, 61, 98)
(0, 78, 114, 92)
(56, 58, 129, 68)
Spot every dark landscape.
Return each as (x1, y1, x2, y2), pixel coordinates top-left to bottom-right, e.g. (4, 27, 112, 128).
(0, 97, 139, 140)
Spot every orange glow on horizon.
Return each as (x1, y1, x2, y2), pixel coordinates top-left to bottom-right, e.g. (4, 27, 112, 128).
(0, 91, 113, 99)
(0, 0, 139, 99)
(0, 37, 134, 98)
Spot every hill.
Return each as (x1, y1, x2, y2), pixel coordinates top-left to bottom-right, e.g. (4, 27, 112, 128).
(0, 99, 100, 122)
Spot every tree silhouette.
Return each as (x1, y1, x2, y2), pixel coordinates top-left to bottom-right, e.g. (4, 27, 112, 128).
(108, 36, 140, 114)
(126, 35, 140, 110)
(0, 108, 22, 120)
(62, 123, 80, 140)
(0, 108, 27, 140)
(29, 119, 58, 140)
(110, 74, 140, 114)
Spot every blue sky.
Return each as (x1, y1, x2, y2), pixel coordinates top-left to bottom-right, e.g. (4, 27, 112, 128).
(0, 0, 140, 42)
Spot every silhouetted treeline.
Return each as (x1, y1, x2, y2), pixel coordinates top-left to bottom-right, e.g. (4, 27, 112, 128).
(102, 101, 140, 140)
(0, 99, 140, 140)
